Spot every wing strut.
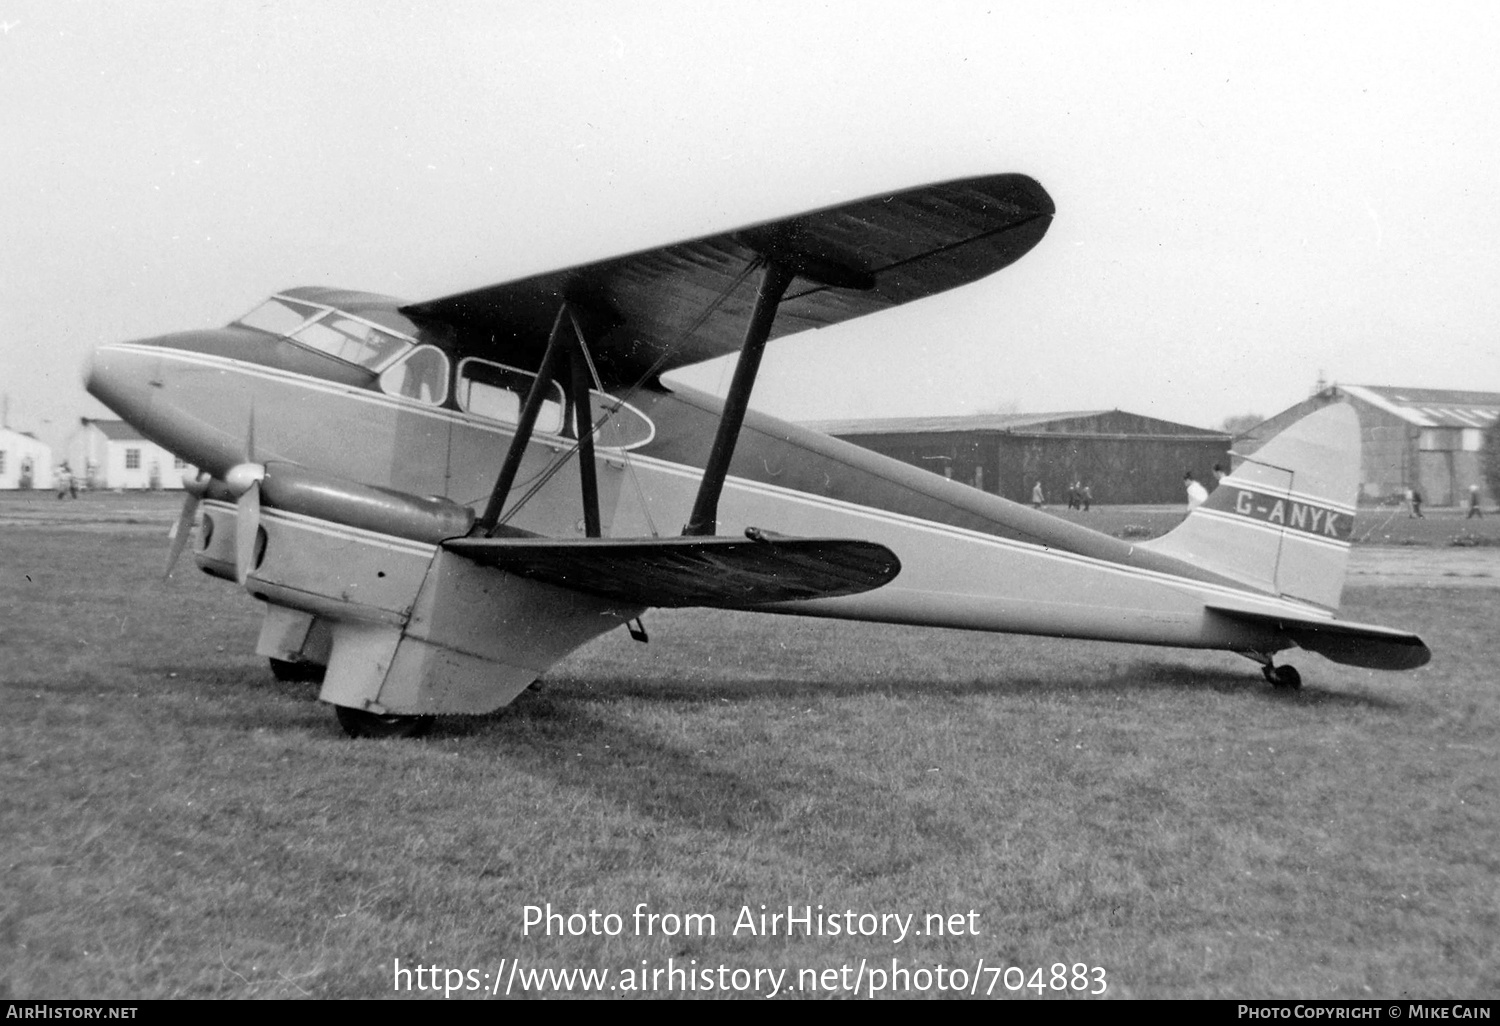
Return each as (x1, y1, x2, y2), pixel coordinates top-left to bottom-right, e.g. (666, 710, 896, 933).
(569, 336, 601, 538)
(681, 260, 795, 537)
(475, 305, 608, 537)
(481, 238, 875, 540)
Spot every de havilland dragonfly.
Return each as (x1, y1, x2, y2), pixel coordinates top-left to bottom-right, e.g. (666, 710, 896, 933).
(83, 174, 1429, 737)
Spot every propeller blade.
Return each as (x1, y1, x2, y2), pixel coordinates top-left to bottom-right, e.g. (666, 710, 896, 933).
(235, 480, 262, 586)
(164, 492, 200, 578)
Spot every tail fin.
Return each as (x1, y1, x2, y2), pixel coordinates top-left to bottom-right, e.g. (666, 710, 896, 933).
(1141, 403, 1359, 610)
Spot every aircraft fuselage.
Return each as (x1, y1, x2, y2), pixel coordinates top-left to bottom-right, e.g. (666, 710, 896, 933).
(85, 288, 1335, 670)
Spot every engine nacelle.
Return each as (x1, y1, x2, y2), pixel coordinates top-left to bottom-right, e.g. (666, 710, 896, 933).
(257, 463, 474, 543)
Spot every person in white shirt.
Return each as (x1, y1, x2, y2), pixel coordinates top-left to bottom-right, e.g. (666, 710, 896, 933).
(1184, 472, 1209, 509)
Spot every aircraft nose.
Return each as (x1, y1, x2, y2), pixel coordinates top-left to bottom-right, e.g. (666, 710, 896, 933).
(83, 341, 160, 427)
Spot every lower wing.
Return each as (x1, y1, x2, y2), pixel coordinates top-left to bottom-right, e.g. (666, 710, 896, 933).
(442, 530, 900, 609)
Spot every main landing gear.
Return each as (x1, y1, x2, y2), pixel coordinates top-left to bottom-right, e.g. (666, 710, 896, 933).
(268, 657, 326, 683)
(334, 705, 434, 739)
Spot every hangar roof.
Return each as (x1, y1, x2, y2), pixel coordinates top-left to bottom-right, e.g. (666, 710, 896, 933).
(802, 409, 1226, 438)
(1341, 385, 1500, 429)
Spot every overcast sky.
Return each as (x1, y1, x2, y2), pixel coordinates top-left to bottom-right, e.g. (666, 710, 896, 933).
(3, 1, 1498, 454)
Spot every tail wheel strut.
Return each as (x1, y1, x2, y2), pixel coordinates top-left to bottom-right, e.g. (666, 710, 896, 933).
(1241, 650, 1303, 690)
(1261, 663, 1302, 690)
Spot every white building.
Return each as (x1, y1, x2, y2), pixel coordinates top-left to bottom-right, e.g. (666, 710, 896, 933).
(68, 419, 193, 490)
(0, 427, 54, 490)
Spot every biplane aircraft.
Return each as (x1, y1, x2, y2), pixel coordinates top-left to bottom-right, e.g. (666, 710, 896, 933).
(83, 173, 1429, 737)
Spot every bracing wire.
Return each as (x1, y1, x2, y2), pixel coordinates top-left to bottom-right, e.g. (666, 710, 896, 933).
(495, 255, 765, 532)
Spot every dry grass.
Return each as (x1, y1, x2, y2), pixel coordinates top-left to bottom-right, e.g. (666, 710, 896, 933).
(1, 492, 1496, 999)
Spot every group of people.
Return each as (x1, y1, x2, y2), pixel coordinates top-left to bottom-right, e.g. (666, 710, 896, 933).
(1182, 463, 1227, 510)
(1032, 464, 1487, 518)
(1030, 480, 1093, 510)
(1030, 463, 1228, 510)
(1403, 485, 1485, 518)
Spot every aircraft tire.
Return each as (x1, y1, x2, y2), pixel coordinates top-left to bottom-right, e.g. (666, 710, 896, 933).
(1262, 664, 1302, 690)
(335, 705, 434, 739)
(268, 657, 326, 684)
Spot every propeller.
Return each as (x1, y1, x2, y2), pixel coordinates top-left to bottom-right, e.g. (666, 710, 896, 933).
(227, 403, 266, 586)
(163, 471, 212, 578)
(163, 404, 265, 582)
(233, 474, 263, 586)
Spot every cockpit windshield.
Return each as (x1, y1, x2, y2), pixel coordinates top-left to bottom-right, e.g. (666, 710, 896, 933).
(234, 295, 414, 372)
(235, 297, 323, 336)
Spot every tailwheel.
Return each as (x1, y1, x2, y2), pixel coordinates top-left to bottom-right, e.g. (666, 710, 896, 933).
(1261, 664, 1302, 690)
(268, 657, 326, 683)
(335, 705, 434, 739)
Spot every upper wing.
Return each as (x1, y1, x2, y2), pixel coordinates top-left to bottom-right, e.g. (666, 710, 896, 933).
(400, 173, 1053, 388)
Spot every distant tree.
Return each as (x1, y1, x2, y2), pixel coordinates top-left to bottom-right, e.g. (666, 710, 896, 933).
(1220, 413, 1266, 437)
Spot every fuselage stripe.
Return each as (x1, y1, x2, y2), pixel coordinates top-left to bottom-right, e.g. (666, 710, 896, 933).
(155, 344, 1338, 623)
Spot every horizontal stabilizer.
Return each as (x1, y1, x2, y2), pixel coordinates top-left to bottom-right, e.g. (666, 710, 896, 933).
(1206, 604, 1430, 671)
(441, 530, 901, 609)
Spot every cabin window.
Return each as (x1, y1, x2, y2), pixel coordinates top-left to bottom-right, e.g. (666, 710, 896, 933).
(290, 315, 411, 370)
(582, 390, 656, 450)
(457, 358, 564, 435)
(234, 297, 324, 336)
(379, 345, 451, 406)
(125, 448, 141, 470)
(0, 451, 6, 475)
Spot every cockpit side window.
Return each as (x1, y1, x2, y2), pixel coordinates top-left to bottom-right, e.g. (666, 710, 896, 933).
(378, 346, 451, 406)
(458, 358, 564, 435)
(291, 316, 410, 370)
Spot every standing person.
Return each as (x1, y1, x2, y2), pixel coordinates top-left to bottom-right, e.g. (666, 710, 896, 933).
(1411, 489, 1424, 518)
(56, 463, 71, 500)
(1081, 483, 1093, 511)
(1067, 480, 1081, 509)
(1212, 463, 1227, 488)
(1468, 484, 1484, 519)
(1184, 472, 1208, 509)
(1031, 480, 1045, 509)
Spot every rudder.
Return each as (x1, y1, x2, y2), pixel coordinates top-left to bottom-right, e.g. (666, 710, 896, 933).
(1140, 403, 1360, 610)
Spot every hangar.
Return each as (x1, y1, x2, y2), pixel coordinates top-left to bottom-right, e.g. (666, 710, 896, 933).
(1234, 385, 1498, 506)
(803, 410, 1232, 505)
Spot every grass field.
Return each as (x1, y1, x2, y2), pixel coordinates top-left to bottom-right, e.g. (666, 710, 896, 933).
(2, 492, 1497, 999)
